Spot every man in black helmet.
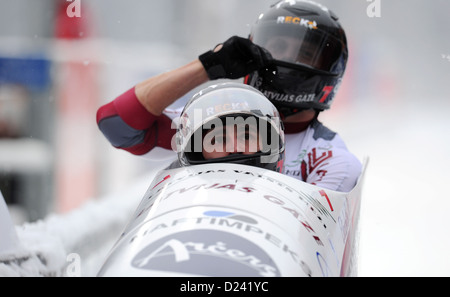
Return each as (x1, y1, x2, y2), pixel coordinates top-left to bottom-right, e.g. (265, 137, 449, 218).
(97, 0, 361, 192)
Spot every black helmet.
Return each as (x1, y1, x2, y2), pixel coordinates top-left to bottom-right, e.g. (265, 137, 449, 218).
(246, 0, 348, 117)
(177, 83, 285, 173)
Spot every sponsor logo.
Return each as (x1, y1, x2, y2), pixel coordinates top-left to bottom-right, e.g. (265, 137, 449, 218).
(131, 229, 281, 277)
(277, 16, 318, 30)
(262, 90, 315, 103)
(205, 102, 250, 117)
(129, 208, 314, 276)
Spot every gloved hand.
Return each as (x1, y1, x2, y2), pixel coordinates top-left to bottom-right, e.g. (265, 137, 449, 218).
(199, 36, 272, 80)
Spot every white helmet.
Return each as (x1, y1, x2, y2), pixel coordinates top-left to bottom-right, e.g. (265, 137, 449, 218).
(177, 82, 285, 173)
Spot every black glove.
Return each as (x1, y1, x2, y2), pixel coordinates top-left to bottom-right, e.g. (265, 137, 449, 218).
(199, 36, 272, 80)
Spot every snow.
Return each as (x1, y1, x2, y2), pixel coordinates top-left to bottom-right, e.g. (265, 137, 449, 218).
(0, 167, 167, 277)
(0, 191, 19, 256)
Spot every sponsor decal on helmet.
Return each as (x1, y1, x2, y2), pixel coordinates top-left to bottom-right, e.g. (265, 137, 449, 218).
(262, 90, 315, 103)
(205, 102, 250, 117)
(276, 16, 318, 30)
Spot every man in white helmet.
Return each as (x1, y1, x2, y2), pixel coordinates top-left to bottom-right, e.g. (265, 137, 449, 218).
(176, 83, 285, 173)
(97, 0, 361, 192)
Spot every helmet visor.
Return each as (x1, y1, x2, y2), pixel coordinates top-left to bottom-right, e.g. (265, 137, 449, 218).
(251, 22, 346, 73)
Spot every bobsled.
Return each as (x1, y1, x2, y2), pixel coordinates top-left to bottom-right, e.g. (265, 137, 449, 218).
(98, 159, 368, 277)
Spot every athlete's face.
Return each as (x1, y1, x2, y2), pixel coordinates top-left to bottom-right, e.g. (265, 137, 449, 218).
(202, 124, 260, 160)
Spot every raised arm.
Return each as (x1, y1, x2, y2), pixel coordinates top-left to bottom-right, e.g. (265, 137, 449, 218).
(135, 36, 272, 115)
(97, 36, 271, 156)
(135, 60, 209, 116)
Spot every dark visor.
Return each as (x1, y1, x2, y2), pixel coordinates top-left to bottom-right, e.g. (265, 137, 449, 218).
(251, 22, 345, 74)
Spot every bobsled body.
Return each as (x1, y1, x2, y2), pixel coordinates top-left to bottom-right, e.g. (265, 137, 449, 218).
(98, 161, 367, 277)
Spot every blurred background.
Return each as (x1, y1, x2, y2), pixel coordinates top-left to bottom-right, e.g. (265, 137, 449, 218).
(0, 0, 449, 276)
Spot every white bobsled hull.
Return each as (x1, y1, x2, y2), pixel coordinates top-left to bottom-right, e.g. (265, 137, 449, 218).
(98, 160, 367, 277)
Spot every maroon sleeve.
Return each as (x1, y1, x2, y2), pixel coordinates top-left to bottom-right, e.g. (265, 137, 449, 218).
(96, 87, 176, 155)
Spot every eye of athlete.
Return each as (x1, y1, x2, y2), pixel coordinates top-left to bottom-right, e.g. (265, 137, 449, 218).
(202, 124, 260, 160)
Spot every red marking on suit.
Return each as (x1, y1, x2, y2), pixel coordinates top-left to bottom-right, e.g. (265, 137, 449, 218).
(301, 148, 333, 181)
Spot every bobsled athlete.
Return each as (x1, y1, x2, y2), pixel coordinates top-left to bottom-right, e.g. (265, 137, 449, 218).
(176, 83, 285, 173)
(96, 0, 361, 192)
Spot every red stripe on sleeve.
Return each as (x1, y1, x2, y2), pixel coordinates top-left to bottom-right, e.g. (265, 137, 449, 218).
(113, 87, 154, 130)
